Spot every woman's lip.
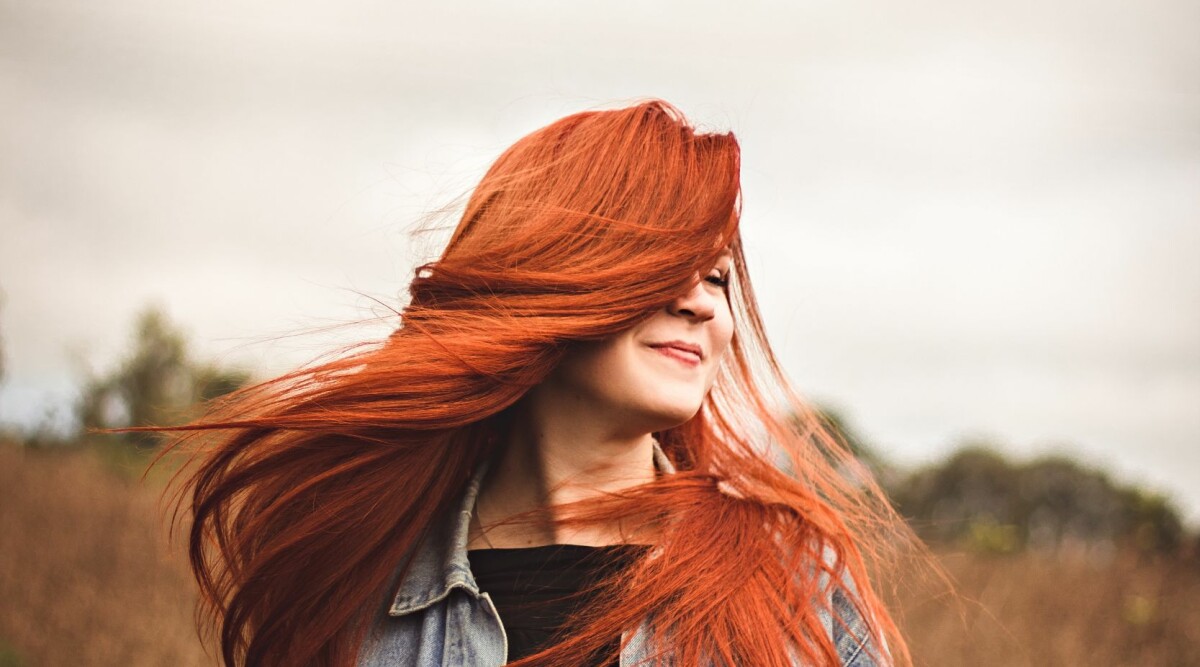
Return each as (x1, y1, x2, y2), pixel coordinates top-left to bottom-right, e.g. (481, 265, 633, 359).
(647, 344, 702, 367)
(648, 340, 703, 358)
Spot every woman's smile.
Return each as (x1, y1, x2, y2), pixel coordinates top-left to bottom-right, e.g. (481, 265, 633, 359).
(646, 341, 703, 368)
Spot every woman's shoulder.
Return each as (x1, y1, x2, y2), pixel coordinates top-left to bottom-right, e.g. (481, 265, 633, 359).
(815, 544, 891, 666)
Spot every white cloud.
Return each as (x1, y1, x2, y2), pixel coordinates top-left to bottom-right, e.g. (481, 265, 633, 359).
(1, 0, 1197, 519)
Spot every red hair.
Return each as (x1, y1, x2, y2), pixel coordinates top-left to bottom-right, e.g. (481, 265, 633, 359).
(164, 100, 918, 666)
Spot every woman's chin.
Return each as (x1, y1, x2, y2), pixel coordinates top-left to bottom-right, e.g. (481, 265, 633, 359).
(637, 397, 704, 432)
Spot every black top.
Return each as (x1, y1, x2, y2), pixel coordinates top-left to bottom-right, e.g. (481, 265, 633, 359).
(467, 544, 648, 665)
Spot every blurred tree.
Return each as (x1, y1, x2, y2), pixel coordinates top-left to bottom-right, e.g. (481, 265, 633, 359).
(1119, 487, 1184, 554)
(77, 306, 249, 448)
(814, 404, 880, 465)
(780, 404, 894, 491)
(890, 444, 1189, 556)
(890, 444, 1020, 545)
(810, 404, 904, 493)
(1017, 455, 1124, 553)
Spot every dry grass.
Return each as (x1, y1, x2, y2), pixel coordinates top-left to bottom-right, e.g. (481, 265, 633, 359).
(890, 549, 1200, 666)
(0, 443, 210, 667)
(1, 442, 1197, 666)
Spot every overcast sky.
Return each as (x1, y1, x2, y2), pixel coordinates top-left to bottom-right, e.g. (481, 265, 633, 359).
(2, 0, 1197, 520)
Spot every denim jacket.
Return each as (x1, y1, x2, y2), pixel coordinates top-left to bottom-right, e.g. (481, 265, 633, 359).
(359, 444, 885, 666)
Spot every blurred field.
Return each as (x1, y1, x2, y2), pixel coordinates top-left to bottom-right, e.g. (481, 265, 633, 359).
(0, 443, 210, 667)
(2, 442, 1198, 666)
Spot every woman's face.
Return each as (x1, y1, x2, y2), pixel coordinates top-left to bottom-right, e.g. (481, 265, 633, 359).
(544, 251, 736, 434)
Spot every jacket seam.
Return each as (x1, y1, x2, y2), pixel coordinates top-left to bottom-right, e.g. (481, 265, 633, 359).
(388, 579, 477, 617)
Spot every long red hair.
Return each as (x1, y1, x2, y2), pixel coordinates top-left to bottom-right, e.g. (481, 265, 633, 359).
(164, 100, 918, 666)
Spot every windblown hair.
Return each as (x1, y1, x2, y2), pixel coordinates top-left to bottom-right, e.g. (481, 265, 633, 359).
(166, 100, 917, 666)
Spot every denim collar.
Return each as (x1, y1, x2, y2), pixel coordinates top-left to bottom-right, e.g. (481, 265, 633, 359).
(387, 440, 676, 617)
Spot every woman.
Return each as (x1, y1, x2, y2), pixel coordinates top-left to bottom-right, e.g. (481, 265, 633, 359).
(167, 100, 917, 666)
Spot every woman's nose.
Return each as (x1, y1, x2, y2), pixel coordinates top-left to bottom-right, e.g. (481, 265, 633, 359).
(667, 276, 717, 322)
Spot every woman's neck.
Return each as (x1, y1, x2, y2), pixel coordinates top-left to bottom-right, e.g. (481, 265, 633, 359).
(468, 392, 658, 549)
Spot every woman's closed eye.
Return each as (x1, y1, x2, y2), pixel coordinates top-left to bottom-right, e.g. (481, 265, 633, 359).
(705, 270, 730, 288)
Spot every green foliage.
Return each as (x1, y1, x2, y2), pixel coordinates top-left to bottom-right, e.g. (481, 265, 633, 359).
(1121, 488, 1184, 553)
(890, 444, 1189, 556)
(0, 639, 23, 667)
(964, 517, 1021, 555)
(76, 305, 249, 449)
